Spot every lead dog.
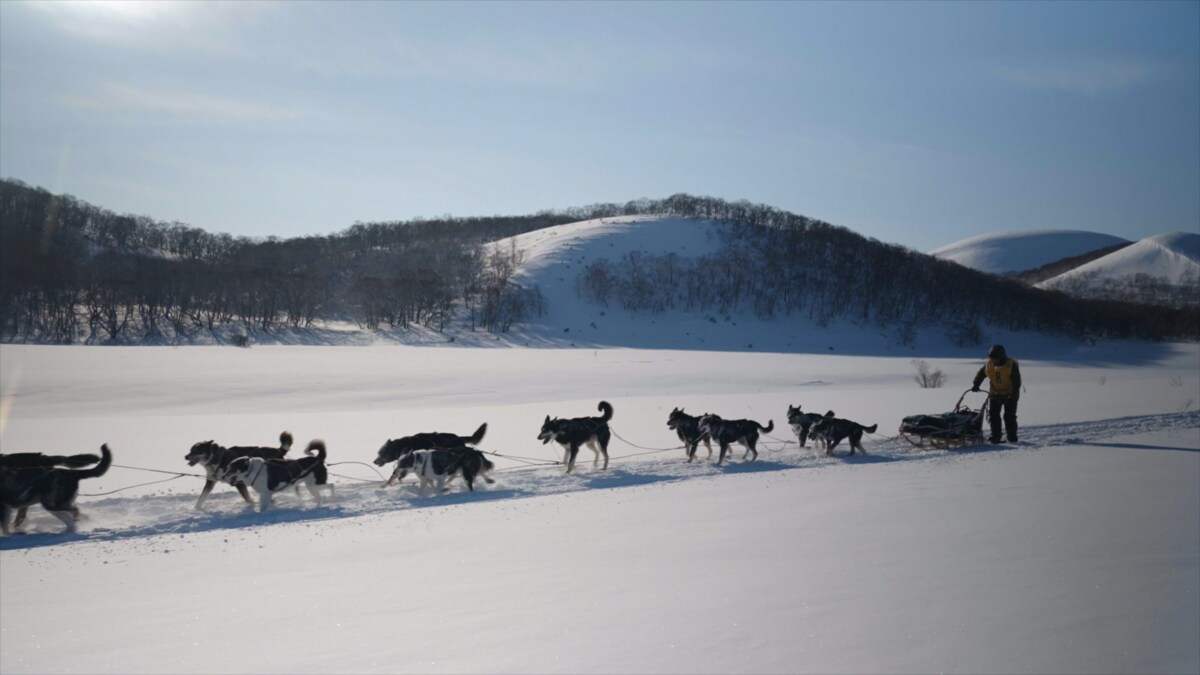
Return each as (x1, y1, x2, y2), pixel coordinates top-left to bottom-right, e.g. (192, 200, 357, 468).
(809, 415, 877, 456)
(391, 447, 495, 496)
(375, 423, 488, 487)
(1, 444, 112, 534)
(667, 407, 713, 462)
(538, 401, 612, 473)
(185, 431, 294, 510)
(698, 414, 774, 465)
(220, 440, 332, 512)
(787, 405, 834, 449)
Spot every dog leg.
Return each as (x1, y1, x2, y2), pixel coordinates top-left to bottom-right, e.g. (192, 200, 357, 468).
(717, 442, 728, 465)
(599, 440, 609, 470)
(194, 479, 217, 510)
(0, 504, 12, 535)
(47, 509, 77, 534)
(747, 441, 758, 462)
(13, 506, 29, 529)
(235, 482, 254, 505)
(565, 444, 578, 474)
(703, 438, 713, 459)
(305, 477, 322, 506)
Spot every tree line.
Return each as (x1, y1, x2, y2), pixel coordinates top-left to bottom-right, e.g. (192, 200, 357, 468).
(572, 194, 1200, 343)
(2, 179, 1196, 344)
(0, 179, 567, 342)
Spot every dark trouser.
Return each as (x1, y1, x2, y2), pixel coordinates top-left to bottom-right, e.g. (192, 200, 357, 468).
(988, 396, 1018, 442)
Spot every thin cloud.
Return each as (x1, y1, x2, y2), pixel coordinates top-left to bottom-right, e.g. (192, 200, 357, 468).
(20, 0, 273, 54)
(61, 83, 298, 123)
(994, 60, 1157, 96)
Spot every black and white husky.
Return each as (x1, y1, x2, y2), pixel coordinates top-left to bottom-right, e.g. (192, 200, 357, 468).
(391, 447, 495, 497)
(375, 423, 488, 487)
(538, 401, 613, 473)
(787, 405, 834, 449)
(1, 444, 112, 534)
(698, 414, 774, 465)
(185, 431, 294, 510)
(220, 440, 333, 512)
(809, 415, 877, 456)
(667, 407, 713, 462)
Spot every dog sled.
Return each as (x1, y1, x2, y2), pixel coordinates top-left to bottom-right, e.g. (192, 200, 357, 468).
(898, 389, 988, 449)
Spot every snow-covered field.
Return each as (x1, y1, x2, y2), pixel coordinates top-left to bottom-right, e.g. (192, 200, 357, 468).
(1, 342, 1198, 674)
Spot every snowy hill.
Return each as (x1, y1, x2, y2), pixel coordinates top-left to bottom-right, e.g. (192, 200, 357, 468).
(1039, 232, 1200, 288)
(485, 215, 1009, 354)
(930, 229, 1129, 276)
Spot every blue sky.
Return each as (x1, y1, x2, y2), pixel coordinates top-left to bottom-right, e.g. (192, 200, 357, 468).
(1, 1, 1196, 251)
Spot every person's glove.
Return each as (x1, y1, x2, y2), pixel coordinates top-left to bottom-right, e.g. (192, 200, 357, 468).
(970, 385, 981, 392)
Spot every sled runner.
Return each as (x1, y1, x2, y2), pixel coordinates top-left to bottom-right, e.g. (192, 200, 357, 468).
(899, 389, 988, 449)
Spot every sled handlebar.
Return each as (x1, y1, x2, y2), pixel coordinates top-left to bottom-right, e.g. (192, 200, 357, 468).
(954, 387, 987, 412)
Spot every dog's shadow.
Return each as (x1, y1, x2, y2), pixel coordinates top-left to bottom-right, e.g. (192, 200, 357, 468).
(578, 469, 684, 490)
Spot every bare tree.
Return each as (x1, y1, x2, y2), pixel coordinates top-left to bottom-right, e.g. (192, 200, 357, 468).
(912, 359, 946, 389)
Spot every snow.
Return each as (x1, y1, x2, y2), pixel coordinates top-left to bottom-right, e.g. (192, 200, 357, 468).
(1, 215, 1198, 674)
(1, 342, 1198, 674)
(929, 229, 1129, 276)
(1039, 231, 1200, 288)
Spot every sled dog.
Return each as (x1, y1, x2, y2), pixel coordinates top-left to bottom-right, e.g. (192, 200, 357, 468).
(375, 423, 488, 487)
(0, 452, 105, 529)
(667, 408, 714, 462)
(809, 415, 877, 456)
(787, 406, 834, 449)
(698, 414, 774, 465)
(391, 447, 495, 496)
(538, 401, 613, 473)
(1, 444, 112, 534)
(220, 440, 332, 512)
(185, 431, 294, 509)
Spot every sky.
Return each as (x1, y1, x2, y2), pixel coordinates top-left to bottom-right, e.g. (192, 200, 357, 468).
(0, 1, 1197, 251)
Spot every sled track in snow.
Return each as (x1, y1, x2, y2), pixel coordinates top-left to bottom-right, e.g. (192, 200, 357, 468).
(3, 411, 1197, 550)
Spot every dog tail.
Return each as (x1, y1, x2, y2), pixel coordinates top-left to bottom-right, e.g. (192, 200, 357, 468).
(305, 439, 327, 462)
(467, 423, 488, 446)
(63, 453, 103, 468)
(280, 431, 294, 452)
(760, 420, 774, 433)
(74, 445, 113, 479)
(597, 400, 613, 422)
(863, 423, 878, 434)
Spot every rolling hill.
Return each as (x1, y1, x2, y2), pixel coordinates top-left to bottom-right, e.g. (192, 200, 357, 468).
(929, 229, 1130, 276)
(1039, 232, 1200, 288)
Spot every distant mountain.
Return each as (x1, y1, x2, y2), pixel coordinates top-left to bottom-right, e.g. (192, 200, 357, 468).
(1040, 233, 1200, 287)
(930, 230, 1130, 276)
(1035, 233, 1200, 308)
